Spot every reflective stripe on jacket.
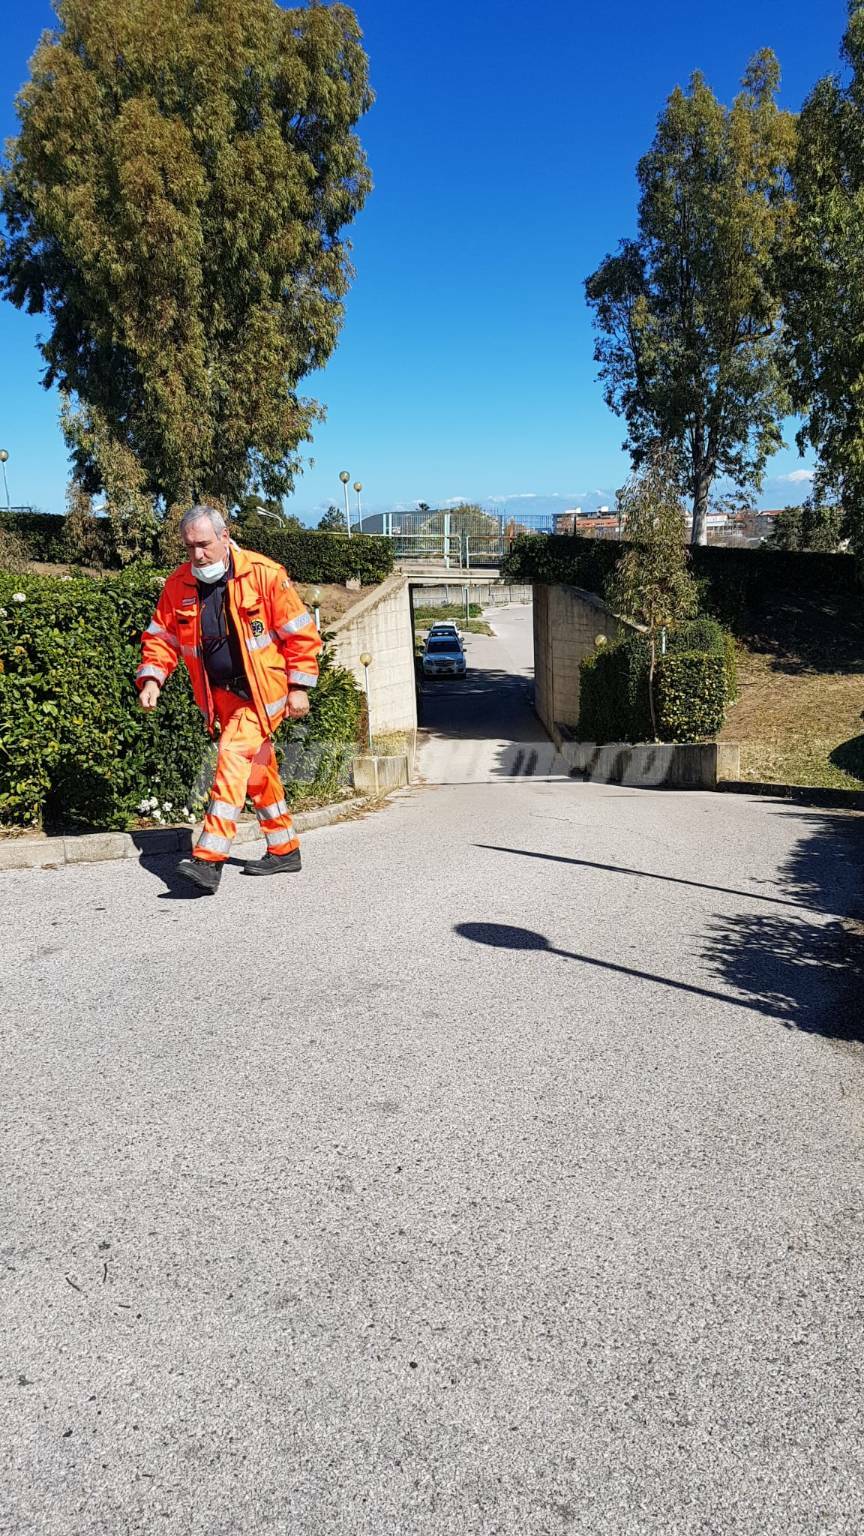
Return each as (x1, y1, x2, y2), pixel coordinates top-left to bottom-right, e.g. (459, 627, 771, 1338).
(136, 544, 322, 736)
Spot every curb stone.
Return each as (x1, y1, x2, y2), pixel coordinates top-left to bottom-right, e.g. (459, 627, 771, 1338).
(0, 797, 369, 873)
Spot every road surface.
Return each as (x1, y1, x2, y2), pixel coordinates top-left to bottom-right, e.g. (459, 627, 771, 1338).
(2, 606, 863, 1534)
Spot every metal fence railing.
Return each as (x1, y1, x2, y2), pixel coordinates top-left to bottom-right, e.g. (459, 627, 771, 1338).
(357, 508, 556, 567)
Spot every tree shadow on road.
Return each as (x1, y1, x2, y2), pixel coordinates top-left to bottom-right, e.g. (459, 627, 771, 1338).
(701, 808, 864, 1041)
(465, 806, 864, 1042)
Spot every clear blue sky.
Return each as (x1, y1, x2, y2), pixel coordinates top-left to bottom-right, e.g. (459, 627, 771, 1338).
(0, 0, 851, 523)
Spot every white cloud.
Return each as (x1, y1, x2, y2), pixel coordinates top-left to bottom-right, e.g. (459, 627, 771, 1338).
(775, 468, 815, 485)
(488, 492, 540, 503)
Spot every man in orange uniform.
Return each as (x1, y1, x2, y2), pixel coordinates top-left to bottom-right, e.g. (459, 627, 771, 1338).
(137, 505, 321, 893)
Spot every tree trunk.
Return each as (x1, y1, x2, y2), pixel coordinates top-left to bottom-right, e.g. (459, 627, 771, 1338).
(648, 633, 658, 741)
(691, 472, 710, 546)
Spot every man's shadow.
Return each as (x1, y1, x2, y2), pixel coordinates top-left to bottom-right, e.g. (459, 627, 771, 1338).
(131, 830, 252, 899)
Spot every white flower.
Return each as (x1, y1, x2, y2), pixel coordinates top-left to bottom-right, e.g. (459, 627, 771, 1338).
(163, 801, 173, 812)
(187, 815, 195, 825)
(153, 809, 164, 822)
(148, 796, 159, 810)
(0, 607, 7, 618)
(11, 592, 26, 604)
(181, 807, 190, 818)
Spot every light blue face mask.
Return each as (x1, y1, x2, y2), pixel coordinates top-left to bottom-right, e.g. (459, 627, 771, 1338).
(193, 558, 228, 583)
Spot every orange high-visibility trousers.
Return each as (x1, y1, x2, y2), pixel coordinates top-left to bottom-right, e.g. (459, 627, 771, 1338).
(194, 688, 299, 864)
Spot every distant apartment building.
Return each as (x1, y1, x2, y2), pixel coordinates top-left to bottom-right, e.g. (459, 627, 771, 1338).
(552, 505, 784, 545)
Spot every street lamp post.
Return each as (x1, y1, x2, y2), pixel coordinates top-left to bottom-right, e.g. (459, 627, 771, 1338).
(353, 481, 363, 527)
(339, 470, 352, 537)
(359, 651, 373, 750)
(0, 451, 10, 513)
(310, 586, 322, 633)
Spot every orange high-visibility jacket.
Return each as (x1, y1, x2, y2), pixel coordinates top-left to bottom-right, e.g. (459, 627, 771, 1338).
(136, 544, 322, 736)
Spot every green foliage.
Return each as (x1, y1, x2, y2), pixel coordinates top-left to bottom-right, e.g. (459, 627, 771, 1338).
(766, 500, 846, 553)
(666, 616, 738, 701)
(604, 453, 698, 735)
(578, 636, 653, 744)
(783, 4, 864, 556)
(0, 567, 362, 830)
(655, 653, 729, 742)
(0, 0, 372, 508)
(579, 635, 729, 745)
(585, 51, 795, 543)
(0, 509, 395, 585)
(504, 533, 861, 627)
(501, 532, 620, 589)
(605, 453, 699, 633)
(317, 504, 348, 532)
(236, 526, 394, 584)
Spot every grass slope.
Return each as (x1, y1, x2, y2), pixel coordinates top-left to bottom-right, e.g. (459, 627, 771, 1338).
(719, 588, 864, 790)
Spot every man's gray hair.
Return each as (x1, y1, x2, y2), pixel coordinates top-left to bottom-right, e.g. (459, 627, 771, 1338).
(180, 504, 227, 538)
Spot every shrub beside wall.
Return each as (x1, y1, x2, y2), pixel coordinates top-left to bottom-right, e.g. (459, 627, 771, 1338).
(577, 624, 732, 744)
(655, 653, 728, 742)
(0, 568, 362, 831)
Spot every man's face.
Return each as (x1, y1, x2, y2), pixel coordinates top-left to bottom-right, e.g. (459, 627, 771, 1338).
(182, 517, 230, 569)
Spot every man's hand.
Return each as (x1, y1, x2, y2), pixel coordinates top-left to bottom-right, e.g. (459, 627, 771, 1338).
(139, 680, 161, 712)
(286, 687, 310, 719)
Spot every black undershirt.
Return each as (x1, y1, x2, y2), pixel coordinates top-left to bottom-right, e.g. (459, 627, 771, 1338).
(197, 558, 250, 699)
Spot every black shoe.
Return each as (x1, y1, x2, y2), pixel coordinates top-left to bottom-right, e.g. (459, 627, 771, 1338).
(241, 849, 302, 876)
(176, 857, 223, 893)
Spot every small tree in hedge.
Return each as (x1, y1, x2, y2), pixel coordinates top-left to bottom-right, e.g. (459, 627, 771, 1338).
(606, 450, 698, 738)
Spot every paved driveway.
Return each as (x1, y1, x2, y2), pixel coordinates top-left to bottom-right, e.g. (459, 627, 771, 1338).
(2, 609, 864, 1534)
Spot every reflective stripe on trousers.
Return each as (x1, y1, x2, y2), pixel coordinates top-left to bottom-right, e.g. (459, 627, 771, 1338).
(194, 688, 299, 863)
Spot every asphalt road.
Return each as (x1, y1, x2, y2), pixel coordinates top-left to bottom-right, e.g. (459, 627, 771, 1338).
(2, 607, 864, 1535)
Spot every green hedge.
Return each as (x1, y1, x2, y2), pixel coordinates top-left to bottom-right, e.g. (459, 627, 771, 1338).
(655, 653, 728, 742)
(665, 616, 737, 702)
(235, 525, 394, 584)
(578, 636, 653, 744)
(502, 532, 861, 625)
(0, 509, 395, 586)
(0, 568, 361, 831)
(0, 511, 75, 563)
(578, 625, 731, 744)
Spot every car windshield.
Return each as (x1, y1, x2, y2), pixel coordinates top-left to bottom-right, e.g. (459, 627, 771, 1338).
(426, 639, 461, 654)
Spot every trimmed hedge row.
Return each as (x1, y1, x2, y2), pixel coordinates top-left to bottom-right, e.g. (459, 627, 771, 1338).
(656, 654, 728, 742)
(579, 635, 653, 744)
(235, 525, 394, 584)
(0, 510, 395, 586)
(0, 568, 361, 831)
(578, 618, 734, 744)
(502, 532, 861, 628)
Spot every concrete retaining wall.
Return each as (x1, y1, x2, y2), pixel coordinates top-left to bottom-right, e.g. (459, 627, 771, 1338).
(411, 581, 532, 609)
(551, 725, 740, 789)
(351, 754, 411, 795)
(533, 583, 636, 736)
(328, 574, 418, 743)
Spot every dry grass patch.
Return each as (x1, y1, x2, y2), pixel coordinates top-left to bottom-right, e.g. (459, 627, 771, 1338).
(721, 647, 864, 789)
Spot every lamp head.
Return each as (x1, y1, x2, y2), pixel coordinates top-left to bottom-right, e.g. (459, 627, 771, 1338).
(0, 450, 8, 463)
(339, 470, 350, 484)
(353, 481, 362, 493)
(359, 651, 372, 668)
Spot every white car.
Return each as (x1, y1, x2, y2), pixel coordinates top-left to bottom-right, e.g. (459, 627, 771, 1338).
(422, 635, 467, 678)
(427, 620, 462, 640)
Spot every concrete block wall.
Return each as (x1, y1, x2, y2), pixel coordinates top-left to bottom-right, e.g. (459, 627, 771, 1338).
(534, 584, 636, 736)
(328, 575, 418, 741)
(408, 580, 532, 609)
